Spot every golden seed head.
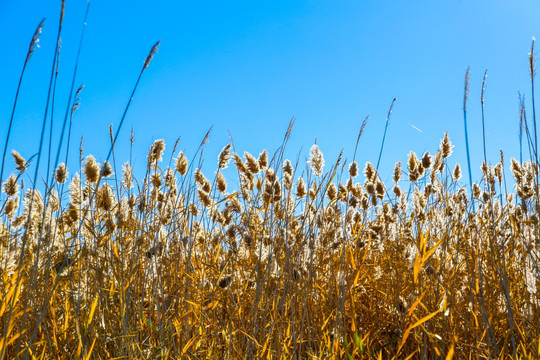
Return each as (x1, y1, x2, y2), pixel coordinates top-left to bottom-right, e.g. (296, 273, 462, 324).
(234, 153, 247, 174)
(282, 160, 294, 177)
(393, 185, 401, 197)
(364, 162, 376, 182)
(164, 167, 175, 188)
(283, 173, 293, 191)
(151, 172, 162, 188)
(83, 155, 100, 183)
(308, 144, 325, 176)
(121, 162, 133, 190)
(226, 195, 242, 213)
(55, 163, 68, 183)
(194, 168, 209, 188)
(365, 182, 375, 195)
(440, 132, 453, 158)
(327, 183, 337, 201)
(148, 139, 165, 164)
(375, 180, 385, 199)
(494, 163, 502, 185)
(4, 196, 19, 219)
(421, 152, 432, 170)
(3, 175, 19, 197)
(218, 144, 232, 169)
(216, 171, 227, 194)
(296, 177, 306, 198)
(258, 149, 268, 169)
(453, 163, 462, 181)
(175, 152, 188, 175)
(480, 161, 489, 178)
(69, 173, 82, 205)
(309, 186, 317, 201)
(338, 182, 348, 199)
(197, 189, 212, 207)
(407, 152, 419, 175)
(349, 195, 359, 208)
(11, 150, 26, 171)
(97, 183, 116, 211)
(472, 183, 481, 198)
(510, 158, 522, 181)
(244, 152, 260, 174)
(433, 150, 444, 174)
(101, 160, 114, 178)
(265, 168, 276, 183)
(349, 161, 359, 177)
(393, 161, 402, 183)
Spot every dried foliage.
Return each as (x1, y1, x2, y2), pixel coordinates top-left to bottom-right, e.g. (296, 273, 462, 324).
(0, 135, 539, 359)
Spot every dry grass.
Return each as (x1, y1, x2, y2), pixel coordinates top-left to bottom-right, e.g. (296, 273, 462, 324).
(0, 132, 539, 359)
(1, 7, 540, 359)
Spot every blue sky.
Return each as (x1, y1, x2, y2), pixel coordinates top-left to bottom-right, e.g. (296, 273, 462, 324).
(1, 0, 540, 185)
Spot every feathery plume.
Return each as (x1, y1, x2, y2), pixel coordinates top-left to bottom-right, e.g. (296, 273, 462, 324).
(308, 144, 325, 176)
(175, 152, 188, 175)
(11, 150, 26, 171)
(83, 155, 100, 183)
(3, 175, 19, 196)
(54, 163, 68, 184)
(218, 144, 232, 169)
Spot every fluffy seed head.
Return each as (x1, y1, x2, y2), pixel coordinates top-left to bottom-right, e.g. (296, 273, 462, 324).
(393, 162, 402, 183)
(4, 196, 19, 219)
(349, 161, 359, 177)
(308, 144, 325, 176)
(3, 175, 19, 196)
(11, 150, 26, 171)
(327, 183, 337, 201)
(216, 171, 227, 194)
(175, 152, 188, 175)
(218, 144, 232, 169)
(83, 155, 100, 183)
(122, 162, 133, 190)
(244, 152, 260, 174)
(296, 177, 306, 198)
(421, 152, 432, 170)
(55, 163, 68, 183)
(282, 160, 294, 177)
(97, 184, 116, 211)
(234, 153, 247, 174)
(148, 139, 165, 164)
(258, 150, 268, 169)
(440, 132, 453, 158)
(101, 160, 114, 178)
(453, 163, 462, 181)
(151, 172, 162, 188)
(364, 162, 376, 182)
(375, 180, 385, 199)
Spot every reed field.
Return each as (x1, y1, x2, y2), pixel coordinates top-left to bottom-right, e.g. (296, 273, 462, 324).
(1, 5, 540, 360)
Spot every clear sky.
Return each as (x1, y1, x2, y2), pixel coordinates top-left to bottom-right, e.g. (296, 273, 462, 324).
(1, 0, 540, 185)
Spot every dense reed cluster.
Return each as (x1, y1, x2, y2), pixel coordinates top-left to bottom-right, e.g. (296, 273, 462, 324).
(0, 131, 539, 359)
(2, 4, 540, 358)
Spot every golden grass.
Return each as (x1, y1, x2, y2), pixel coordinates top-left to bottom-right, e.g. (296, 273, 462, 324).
(0, 134, 539, 359)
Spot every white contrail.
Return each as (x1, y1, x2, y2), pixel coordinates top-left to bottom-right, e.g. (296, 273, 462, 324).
(409, 123, 423, 133)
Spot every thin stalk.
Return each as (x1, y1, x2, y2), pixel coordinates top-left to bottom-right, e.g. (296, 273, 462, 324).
(352, 115, 369, 163)
(51, 0, 90, 186)
(376, 98, 397, 172)
(0, 19, 45, 195)
(481, 69, 488, 165)
(463, 67, 475, 211)
(519, 93, 525, 164)
(529, 38, 540, 247)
